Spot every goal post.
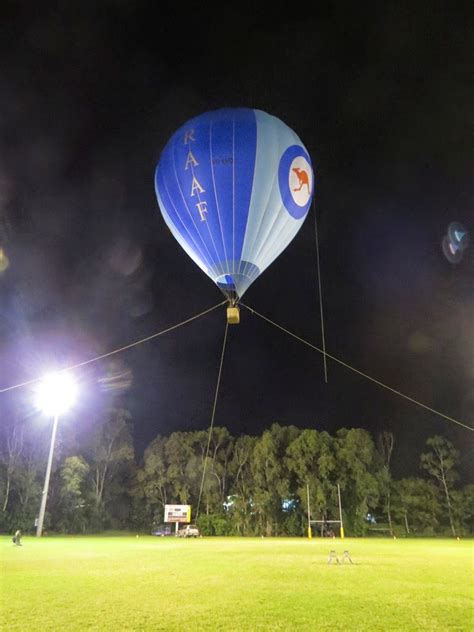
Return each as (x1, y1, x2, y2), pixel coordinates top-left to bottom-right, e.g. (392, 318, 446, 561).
(306, 483, 312, 539)
(337, 483, 345, 539)
(309, 519, 342, 538)
(306, 482, 345, 539)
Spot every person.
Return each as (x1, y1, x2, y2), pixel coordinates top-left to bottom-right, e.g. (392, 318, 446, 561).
(12, 529, 22, 546)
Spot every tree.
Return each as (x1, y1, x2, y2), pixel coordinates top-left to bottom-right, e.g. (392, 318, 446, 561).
(0, 419, 24, 515)
(137, 435, 169, 526)
(376, 431, 395, 536)
(392, 478, 440, 534)
(420, 436, 459, 536)
(228, 435, 257, 535)
(198, 427, 234, 509)
(251, 424, 300, 536)
(452, 484, 474, 535)
(286, 429, 336, 534)
(87, 407, 134, 527)
(58, 456, 89, 533)
(335, 428, 380, 535)
(165, 431, 195, 504)
(0, 419, 44, 532)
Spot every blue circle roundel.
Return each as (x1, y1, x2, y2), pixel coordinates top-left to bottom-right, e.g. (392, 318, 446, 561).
(278, 145, 314, 219)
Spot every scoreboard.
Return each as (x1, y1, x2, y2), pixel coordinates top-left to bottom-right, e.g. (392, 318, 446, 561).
(164, 504, 191, 523)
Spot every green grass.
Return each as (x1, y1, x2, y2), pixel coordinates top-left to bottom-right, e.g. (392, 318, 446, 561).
(1, 536, 473, 630)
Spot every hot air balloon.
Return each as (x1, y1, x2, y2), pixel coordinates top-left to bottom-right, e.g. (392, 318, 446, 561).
(154, 108, 314, 323)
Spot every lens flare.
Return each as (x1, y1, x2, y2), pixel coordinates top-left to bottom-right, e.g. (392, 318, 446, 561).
(0, 247, 9, 273)
(447, 221, 469, 252)
(442, 234, 463, 264)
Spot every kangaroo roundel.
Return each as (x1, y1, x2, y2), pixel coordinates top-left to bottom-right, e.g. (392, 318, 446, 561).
(290, 157, 312, 205)
(278, 145, 314, 219)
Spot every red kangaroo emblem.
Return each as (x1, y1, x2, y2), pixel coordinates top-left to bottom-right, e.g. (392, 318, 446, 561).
(292, 167, 310, 194)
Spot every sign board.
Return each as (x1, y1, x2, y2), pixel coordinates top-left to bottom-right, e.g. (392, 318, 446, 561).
(164, 504, 191, 523)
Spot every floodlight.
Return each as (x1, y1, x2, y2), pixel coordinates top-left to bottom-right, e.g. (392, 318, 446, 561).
(35, 372, 78, 416)
(35, 371, 78, 537)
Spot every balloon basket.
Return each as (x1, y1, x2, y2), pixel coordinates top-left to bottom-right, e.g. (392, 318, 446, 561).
(227, 306, 240, 325)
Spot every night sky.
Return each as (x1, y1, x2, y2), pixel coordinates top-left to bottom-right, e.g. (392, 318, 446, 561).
(0, 2, 473, 480)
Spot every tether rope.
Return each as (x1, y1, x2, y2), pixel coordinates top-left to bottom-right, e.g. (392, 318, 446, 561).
(0, 301, 227, 393)
(240, 303, 474, 433)
(313, 200, 328, 383)
(196, 320, 229, 519)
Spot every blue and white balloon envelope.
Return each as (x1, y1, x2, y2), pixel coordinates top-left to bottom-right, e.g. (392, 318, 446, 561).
(155, 108, 314, 300)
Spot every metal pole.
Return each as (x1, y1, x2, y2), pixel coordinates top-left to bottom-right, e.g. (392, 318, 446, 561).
(306, 482, 312, 539)
(36, 413, 59, 537)
(337, 483, 344, 539)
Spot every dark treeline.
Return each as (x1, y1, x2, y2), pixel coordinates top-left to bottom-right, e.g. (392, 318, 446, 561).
(1, 405, 472, 537)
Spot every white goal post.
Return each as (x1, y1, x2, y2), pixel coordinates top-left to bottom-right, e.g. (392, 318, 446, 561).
(306, 483, 345, 539)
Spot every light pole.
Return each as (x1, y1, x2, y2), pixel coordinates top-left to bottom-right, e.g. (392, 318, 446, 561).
(35, 372, 77, 537)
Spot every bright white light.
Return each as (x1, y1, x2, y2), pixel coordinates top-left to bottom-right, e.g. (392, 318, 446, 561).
(35, 372, 78, 415)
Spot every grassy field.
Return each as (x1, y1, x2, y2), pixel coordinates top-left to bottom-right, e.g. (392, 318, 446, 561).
(1, 535, 472, 631)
